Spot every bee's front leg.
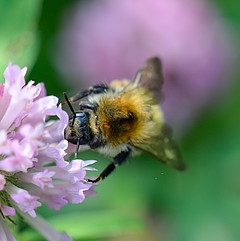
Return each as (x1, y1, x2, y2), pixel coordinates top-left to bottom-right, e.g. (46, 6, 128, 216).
(87, 148, 131, 183)
(78, 102, 96, 111)
(69, 85, 109, 103)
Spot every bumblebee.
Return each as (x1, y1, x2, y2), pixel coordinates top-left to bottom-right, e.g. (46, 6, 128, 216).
(64, 57, 185, 182)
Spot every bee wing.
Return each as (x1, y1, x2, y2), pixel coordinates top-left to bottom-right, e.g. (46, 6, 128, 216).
(133, 57, 164, 102)
(134, 124, 186, 171)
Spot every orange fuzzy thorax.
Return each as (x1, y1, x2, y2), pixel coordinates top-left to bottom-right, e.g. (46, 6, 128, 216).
(96, 83, 161, 147)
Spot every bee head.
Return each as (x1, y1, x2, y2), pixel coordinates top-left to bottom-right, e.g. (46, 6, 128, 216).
(63, 93, 93, 146)
(64, 111, 93, 145)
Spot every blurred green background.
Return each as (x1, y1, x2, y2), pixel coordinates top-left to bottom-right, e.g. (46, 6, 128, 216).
(1, 0, 240, 240)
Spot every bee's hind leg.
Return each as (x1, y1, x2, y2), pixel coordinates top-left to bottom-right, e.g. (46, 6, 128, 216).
(87, 148, 131, 183)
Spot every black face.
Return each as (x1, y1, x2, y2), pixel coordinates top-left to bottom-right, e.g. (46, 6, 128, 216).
(65, 111, 93, 145)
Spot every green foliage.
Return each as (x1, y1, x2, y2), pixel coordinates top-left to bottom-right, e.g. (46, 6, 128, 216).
(0, 0, 42, 81)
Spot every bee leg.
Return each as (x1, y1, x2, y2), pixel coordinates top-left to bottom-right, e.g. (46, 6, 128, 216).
(69, 85, 109, 103)
(74, 139, 81, 159)
(79, 103, 96, 111)
(87, 148, 131, 183)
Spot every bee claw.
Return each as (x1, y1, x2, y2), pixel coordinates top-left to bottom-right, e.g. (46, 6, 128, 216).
(85, 178, 99, 183)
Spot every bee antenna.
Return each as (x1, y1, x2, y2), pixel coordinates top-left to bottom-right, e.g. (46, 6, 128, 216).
(63, 92, 76, 127)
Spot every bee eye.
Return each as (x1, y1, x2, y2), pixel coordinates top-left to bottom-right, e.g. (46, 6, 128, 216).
(75, 112, 93, 144)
